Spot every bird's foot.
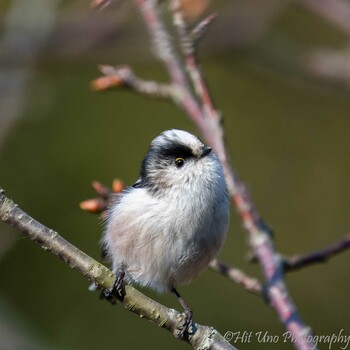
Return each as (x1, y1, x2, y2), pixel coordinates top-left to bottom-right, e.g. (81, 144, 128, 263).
(175, 306, 193, 339)
(103, 267, 126, 303)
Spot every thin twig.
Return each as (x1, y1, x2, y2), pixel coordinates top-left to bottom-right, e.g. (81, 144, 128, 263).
(191, 13, 218, 45)
(0, 188, 236, 350)
(92, 65, 174, 99)
(283, 234, 350, 271)
(209, 260, 262, 296)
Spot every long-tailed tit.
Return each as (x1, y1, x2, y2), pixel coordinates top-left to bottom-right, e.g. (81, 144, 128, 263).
(102, 129, 230, 337)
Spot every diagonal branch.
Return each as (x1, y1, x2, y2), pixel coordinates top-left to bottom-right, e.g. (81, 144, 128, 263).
(190, 13, 218, 45)
(134, 1, 316, 348)
(209, 260, 262, 296)
(0, 188, 236, 350)
(91, 65, 174, 99)
(283, 234, 350, 271)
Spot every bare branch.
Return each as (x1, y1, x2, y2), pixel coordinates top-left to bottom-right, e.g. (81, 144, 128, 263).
(283, 234, 350, 271)
(191, 13, 218, 45)
(0, 188, 236, 350)
(135, 2, 317, 348)
(171, 0, 219, 119)
(209, 260, 262, 296)
(136, 0, 204, 125)
(91, 65, 173, 99)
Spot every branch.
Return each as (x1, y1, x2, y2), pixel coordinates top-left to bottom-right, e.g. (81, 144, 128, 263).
(171, 1, 220, 121)
(190, 13, 218, 45)
(136, 0, 205, 127)
(134, 1, 316, 349)
(283, 234, 350, 271)
(0, 188, 236, 350)
(209, 233, 350, 296)
(91, 65, 174, 99)
(209, 260, 262, 296)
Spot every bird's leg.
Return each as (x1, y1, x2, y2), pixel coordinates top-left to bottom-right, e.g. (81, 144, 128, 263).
(171, 287, 194, 339)
(103, 266, 126, 302)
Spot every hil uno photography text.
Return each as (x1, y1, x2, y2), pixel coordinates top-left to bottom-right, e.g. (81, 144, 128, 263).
(224, 329, 350, 349)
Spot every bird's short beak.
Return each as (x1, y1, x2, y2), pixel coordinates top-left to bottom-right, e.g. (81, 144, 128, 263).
(200, 146, 212, 158)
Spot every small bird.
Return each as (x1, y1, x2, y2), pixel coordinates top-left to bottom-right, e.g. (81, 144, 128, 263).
(102, 129, 230, 337)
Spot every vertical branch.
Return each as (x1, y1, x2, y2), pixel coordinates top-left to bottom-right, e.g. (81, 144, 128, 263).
(171, 1, 218, 119)
(134, 1, 316, 348)
(136, 0, 207, 129)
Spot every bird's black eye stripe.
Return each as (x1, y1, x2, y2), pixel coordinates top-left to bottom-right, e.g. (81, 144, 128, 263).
(140, 141, 196, 179)
(159, 142, 194, 159)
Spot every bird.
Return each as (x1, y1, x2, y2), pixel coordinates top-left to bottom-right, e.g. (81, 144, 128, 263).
(102, 129, 230, 337)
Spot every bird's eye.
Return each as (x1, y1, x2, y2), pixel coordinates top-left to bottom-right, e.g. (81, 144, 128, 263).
(175, 157, 185, 168)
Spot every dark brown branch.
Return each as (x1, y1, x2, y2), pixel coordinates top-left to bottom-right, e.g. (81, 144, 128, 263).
(0, 188, 236, 350)
(283, 234, 350, 271)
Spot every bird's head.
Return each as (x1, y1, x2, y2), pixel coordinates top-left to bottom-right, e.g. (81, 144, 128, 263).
(140, 129, 220, 193)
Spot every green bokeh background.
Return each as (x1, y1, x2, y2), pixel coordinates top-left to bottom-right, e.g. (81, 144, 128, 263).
(0, 2, 349, 349)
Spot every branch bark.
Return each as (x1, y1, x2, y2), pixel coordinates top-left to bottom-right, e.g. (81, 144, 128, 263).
(209, 260, 262, 296)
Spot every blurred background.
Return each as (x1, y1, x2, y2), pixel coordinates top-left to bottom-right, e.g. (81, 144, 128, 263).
(1, 0, 350, 349)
